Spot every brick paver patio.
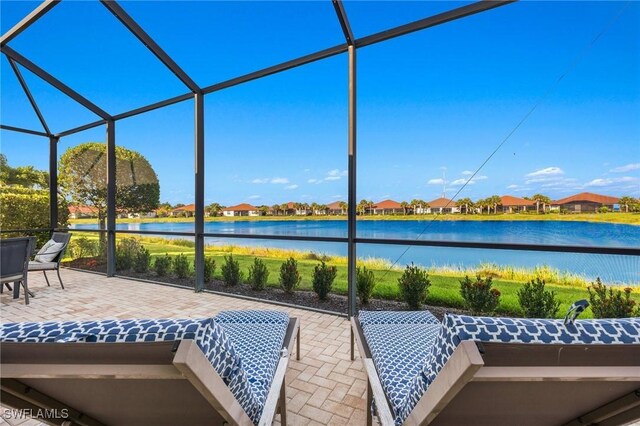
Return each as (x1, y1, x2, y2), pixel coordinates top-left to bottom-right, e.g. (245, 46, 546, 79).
(0, 269, 368, 425)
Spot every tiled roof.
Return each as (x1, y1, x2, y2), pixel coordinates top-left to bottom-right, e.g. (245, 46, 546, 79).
(427, 197, 454, 208)
(500, 195, 534, 206)
(172, 203, 195, 212)
(327, 201, 344, 210)
(68, 205, 98, 214)
(374, 199, 402, 209)
(223, 203, 257, 212)
(554, 192, 619, 205)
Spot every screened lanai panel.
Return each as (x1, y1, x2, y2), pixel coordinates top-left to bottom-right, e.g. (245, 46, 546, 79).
(204, 54, 347, 236)
(115, 101, 194, 232)
(355, 242, 640, 315)
(0, 131, 52, 243)
(203, 237, 348, 314)
(356, 1, 639, 244)
(116, 1, 345, 86)
(5, 1, 187, 115)
(0, 56, 43, 130)
(343, 0, 472, 39)
(5, 60, 101, 133)
(0, 1, 40, 33)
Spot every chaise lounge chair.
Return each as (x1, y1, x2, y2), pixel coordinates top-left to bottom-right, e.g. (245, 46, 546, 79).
(0, 310, 300, 425)
(351, 310, 640, 426)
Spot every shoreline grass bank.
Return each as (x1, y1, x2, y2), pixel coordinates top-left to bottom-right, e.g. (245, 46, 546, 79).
(68, 212, 640, 226)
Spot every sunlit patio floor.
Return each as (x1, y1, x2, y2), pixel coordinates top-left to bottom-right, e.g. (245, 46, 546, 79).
(0, 269, 368, 425)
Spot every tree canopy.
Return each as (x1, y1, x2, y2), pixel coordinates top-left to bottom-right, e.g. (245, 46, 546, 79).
(58, 142, 160, 226)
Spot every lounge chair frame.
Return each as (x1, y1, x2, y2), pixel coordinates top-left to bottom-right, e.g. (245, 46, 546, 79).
(1, 317, 300, 426)
(351, 317, 640, 426)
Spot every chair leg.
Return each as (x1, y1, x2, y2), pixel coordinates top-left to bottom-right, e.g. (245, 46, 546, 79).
(56, 268, 65, 290)
(367, 380, 373, 426)
(22, 279, 29, 305)
(279, 378, 287, 426)
(43, 271, 50, 286)
(1, 283, 11, 293)
(297, 326, 301, 361)
(13, 280, 20, 299)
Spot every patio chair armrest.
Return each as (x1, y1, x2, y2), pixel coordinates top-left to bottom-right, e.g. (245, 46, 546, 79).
(364, 358, 395, 426)
(258, 356, 289, 426)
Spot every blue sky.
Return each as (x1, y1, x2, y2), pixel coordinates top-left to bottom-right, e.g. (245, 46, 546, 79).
(1, 1, 639, 206)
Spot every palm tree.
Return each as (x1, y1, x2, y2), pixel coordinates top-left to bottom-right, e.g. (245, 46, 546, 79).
(488, 195, 502, 214)
(338, 201, 348, 215)
(259, 205, 269, 216)
(280, 203, 290, 215)
(476, 198, 487, 214)
(271, 204, 280, 216)
(619, 196, 636, 213)
(456, 197, 474, 214)
(310, 202, 319, 216)
(400, 201, 409, 215)
(531, 193, 552, 213)
(205, 202, 223, 217)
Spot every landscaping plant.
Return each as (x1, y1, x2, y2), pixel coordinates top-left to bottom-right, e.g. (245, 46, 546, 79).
(280, 257, 301, 294)
(173, 254, 190, 279)
(248, 257, 269, 290)
(517, 278, 560, 318)
(313, 261, 337, 301)
(134, 248, 151, 273)
(460, 275, 501, 315)
(356, 266, 376, 305)
(194, 257, 216, 282)
(588, 278, 637, 318)
(70, 237, 99, 259)
(221, 255, 243, 286)
(398, 263, 431, 310)
(154, 254, 172, 277)
(115, 238, 144, 271)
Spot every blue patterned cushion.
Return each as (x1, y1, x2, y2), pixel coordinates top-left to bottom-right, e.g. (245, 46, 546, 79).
(215, 310, 289, 325)
(424, 315, 640, 387)
(361, 312, 640, 426)
(359, 311, 441, 425)
(0, 316, 266, 425)
(359, 310, 440, 326)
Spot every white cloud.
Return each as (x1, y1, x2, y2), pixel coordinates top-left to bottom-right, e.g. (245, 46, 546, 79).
(285, 184, 299, 190)
(610, 163, 640, 173)
(584, 176, 638, 187)
(327, 169, 347, 177)
(324, 176, 341, 181)
(525, 167, 564, 178)
(450, 175, 487, 186)
(270, 177, 289, 184)
(427, 178, 446, 185)
(307, 178, 319, 184)
(506, 184, 519, 189)
(248, 195, 261, 200)
(461, 170, 473, 176)
(303, 168, 311, 172)
(251, 177, 289, 184)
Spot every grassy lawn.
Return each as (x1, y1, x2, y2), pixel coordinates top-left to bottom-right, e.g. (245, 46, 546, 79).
(65, 233, 640, 319)
(68, 212, 640, 226)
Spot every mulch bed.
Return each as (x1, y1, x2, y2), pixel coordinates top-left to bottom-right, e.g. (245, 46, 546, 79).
(64, 258, 467, 319)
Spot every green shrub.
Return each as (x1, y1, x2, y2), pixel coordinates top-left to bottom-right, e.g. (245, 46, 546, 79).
(460, 275, 500, 315)
(356, 266, 376, 305)
(398, 263, 431, 310)
(154, 254, 172, 276)
(588, 278, 637, 318)
(517, 278, 560, 318)
(204, 257, 216, 282)
(70, 237, 99, 259)
(173, 254, 190, 279)
(313, 261, 337, 300)
(279, 257, 301, 294)
(115, 238, 144, 271)
(597, 206, 609, 213)
(134, 248, 151, 273)
(248, 258, 269, 290)
(193, 257, 216, 282)
(221, 255, 243, 286)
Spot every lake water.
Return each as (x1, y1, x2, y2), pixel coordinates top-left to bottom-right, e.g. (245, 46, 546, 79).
(71, 220, 640, 284)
